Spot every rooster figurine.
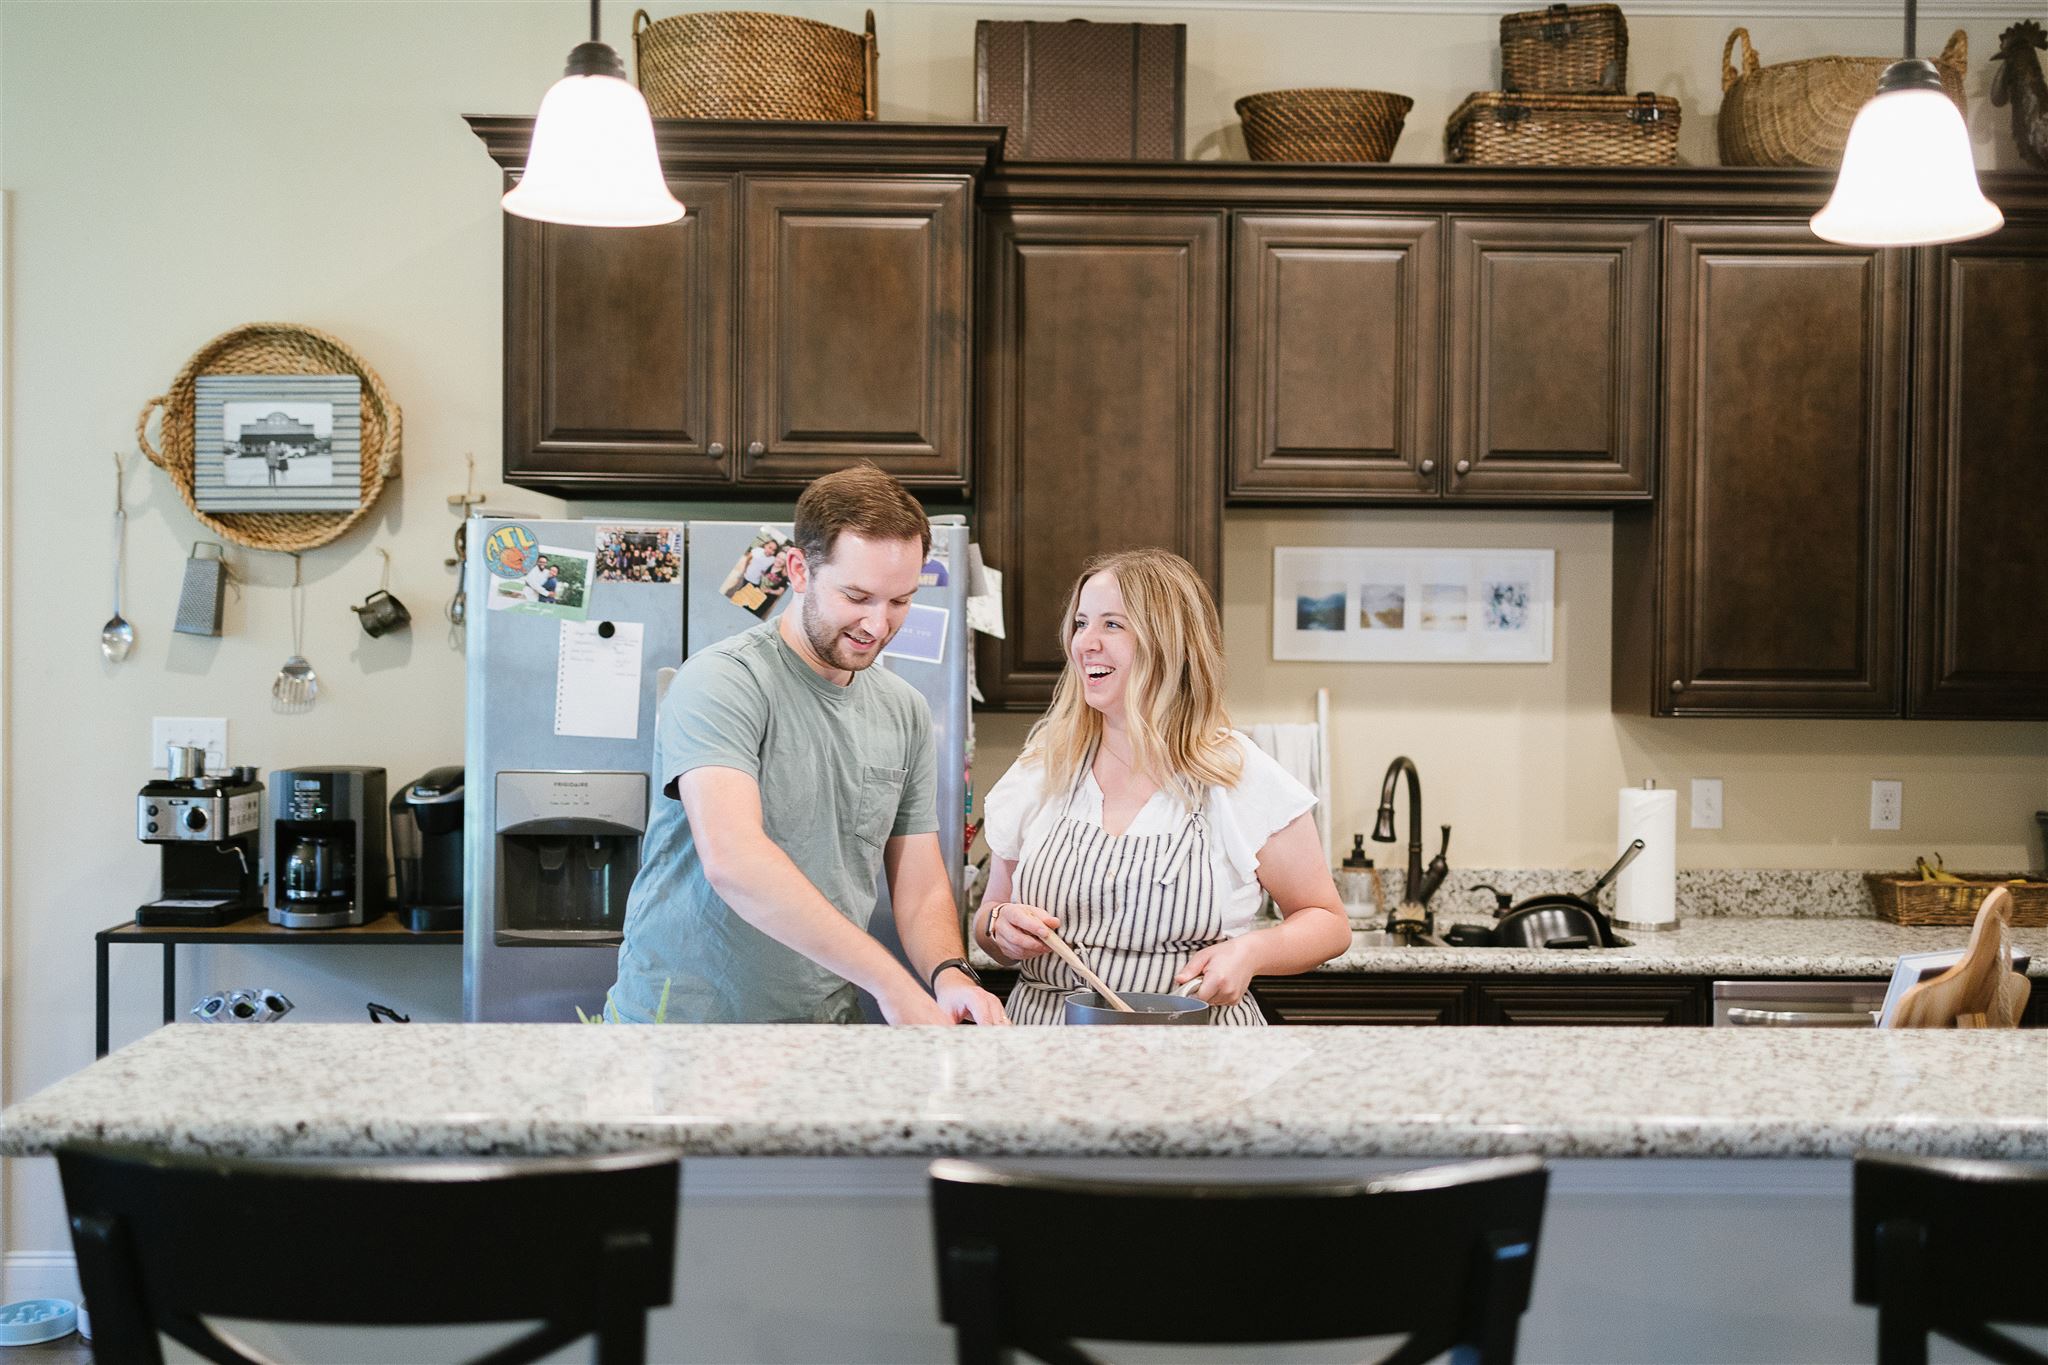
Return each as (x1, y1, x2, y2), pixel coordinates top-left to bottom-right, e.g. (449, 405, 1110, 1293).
(1992, 20, 2048, 170)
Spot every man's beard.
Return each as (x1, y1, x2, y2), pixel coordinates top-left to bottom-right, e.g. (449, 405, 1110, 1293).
(800, 592, 888, 674)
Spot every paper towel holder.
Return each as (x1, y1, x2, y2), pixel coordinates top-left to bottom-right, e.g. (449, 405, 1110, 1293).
(1613, 780, 1681, 933)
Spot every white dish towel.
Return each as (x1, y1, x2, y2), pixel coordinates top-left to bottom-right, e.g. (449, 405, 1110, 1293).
(1246, 721, 1331, 865)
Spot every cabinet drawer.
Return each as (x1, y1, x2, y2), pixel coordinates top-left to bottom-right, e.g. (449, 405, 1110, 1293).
(1475, 980, 1705, 1026)
(1252, 977, 1469, 1026)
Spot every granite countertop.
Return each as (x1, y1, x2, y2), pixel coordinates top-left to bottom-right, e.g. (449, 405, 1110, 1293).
(1319, 914, 2046, 978)
(4, 1024, 2042, 1162)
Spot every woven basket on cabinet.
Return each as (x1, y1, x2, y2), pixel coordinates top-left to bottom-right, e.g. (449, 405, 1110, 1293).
(1501, 3, 1629, 94)
(1864, 872, 2048, 927)
(1237, 89, 1413, 162)
(1446, 89, 1678, 165)
(1717, 27, 1967, 167)
(631, 8, 878, 121)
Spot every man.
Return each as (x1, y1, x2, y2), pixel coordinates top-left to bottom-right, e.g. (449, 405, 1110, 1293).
(608, 465, 1008, 1026)
(523, 554, 553, 603)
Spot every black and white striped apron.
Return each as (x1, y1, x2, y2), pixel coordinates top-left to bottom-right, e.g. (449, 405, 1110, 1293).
(1006, 775, 1267, 1027)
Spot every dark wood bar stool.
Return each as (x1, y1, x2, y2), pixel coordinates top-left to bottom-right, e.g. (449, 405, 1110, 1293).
(1854, 1152, 2048, 1365)
(931, 1154, 1548, 1365)
(57, 1141, 680, 1365)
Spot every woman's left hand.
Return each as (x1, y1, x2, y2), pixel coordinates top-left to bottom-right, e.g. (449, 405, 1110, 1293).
(1175, 938, 1261, 1007)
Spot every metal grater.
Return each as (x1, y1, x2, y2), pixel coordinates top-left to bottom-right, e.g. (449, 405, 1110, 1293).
(174, 542, 227, 636)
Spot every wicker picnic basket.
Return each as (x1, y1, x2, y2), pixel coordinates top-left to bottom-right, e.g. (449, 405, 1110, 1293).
(632, 9, 878, 121)
(1864, 872, 2048, 927)
(1237, 89, 1414, 162)
(1501, 3, 1629, 94)
(136, 323, 401, 554)
(1446, 89, 1678, 165)
(1718, 27, 1967, 168)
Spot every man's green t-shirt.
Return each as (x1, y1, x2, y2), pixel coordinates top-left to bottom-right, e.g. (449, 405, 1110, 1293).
(609, 620, 937, 1023)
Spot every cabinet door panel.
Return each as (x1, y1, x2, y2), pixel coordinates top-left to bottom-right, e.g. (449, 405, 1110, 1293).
(1230, 214, 1440, 500)
(1252, 978, 1470, 1026)
(505, 176, 734, 490)
(740, 176, 970, 488)
(1908, 228, 2048, 718)
(1476, 980, 1704, 1026)
(1654, 223, 1904, 715)
(978, 210, 1224, 709)
(1446, 217, 1655, 500)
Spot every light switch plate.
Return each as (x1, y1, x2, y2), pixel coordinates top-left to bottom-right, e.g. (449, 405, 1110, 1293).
(1690, 778, 1723, 830)
(151, 717, 228, 773)
(1870, 779, 1902, 831)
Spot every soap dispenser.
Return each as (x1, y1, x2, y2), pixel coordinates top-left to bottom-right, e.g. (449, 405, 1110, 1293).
(1337, 834, 1382, 918)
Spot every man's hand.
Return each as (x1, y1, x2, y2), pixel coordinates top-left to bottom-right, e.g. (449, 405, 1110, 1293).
(875, 978, 955, 1026)
(935, 969, 1011, 1025)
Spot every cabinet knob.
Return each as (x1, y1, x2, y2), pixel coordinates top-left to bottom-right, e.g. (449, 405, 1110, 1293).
(1455, 459, 1472, 475)
(1670, 679, 1683, 693)
(706, 442, 725, 458)
(746, 441, 765, 458)
(1420, 459, 1436, 475)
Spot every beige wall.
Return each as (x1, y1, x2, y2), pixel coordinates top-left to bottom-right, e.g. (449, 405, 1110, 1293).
(2, 0, 2044, 1273)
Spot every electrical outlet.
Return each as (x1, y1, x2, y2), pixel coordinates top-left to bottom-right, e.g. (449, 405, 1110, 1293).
(151, 717, 228, 773)
(1690, 777, 1724, 830)
(1871, 779, 1903, 831)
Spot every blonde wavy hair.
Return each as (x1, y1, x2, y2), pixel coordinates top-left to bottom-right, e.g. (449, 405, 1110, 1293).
(1023, 548, 1241, 810)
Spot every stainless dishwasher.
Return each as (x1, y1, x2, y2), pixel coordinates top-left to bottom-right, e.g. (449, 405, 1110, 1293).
(1712, 979, 1887, 1027)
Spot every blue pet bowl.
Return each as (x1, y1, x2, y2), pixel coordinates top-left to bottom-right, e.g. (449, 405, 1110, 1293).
(0, 1297, 77, 1346)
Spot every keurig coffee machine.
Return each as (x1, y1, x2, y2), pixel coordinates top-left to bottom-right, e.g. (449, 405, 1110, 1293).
(267, 766, 388, 928)
(390, 766, 463, 932)
(136, 745, 264, 926)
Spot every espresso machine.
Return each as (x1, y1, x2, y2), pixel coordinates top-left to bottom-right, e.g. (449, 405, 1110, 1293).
(267, 766, 387, 928)
(135, 746, 264, 926)
(390, 766, 463, 932)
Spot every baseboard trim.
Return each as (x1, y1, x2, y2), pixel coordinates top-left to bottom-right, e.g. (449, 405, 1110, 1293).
(3, 1251, 80, 1303)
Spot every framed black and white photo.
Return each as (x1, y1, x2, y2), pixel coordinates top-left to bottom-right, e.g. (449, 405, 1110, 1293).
(1273, 546, 1554, 663)
(192, 374, 361, 513)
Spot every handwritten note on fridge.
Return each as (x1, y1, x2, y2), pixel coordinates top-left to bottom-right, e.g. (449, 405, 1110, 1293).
(554, 620, 644, 740)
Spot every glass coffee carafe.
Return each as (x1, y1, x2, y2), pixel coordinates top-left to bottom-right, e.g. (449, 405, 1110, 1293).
(283, 835, 353, 904)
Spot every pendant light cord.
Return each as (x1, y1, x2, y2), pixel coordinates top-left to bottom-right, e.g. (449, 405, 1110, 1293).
(1903, 0, 1916, 59)
(591, 0, 602, 44)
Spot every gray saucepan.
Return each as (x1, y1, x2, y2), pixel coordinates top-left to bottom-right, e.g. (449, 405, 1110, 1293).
(1063, 990, 1212, 1025)
(1492, 839, 1644, 950)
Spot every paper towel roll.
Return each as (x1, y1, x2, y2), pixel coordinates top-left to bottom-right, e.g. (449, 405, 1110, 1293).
(1614, 787, 1678, 929)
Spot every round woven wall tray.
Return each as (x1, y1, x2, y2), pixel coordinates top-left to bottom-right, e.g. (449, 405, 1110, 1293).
(136, 322, 403, 554)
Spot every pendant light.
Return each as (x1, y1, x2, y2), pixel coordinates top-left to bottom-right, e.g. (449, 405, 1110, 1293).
(502, 0, 684, 228)
(1810, 0, 2001, 246)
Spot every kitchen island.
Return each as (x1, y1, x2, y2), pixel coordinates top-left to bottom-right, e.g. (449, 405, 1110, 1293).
(5, 1024, 2044, 1363)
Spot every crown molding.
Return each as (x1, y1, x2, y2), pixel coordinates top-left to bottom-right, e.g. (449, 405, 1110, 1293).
(889, 0, 2032, 17)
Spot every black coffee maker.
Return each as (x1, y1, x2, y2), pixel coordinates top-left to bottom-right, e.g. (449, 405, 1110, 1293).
(267, 766, 387, 928)
(391, 767, 463, 932)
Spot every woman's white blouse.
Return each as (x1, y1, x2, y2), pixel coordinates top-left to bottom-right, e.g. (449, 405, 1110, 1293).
(983, 731, 1317, 938)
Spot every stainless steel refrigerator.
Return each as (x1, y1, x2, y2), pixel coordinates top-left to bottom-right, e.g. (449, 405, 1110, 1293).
(463, 515, 972, 1022)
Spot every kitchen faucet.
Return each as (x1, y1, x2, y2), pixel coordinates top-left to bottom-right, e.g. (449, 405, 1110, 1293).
(1372, 756, 1451, 938)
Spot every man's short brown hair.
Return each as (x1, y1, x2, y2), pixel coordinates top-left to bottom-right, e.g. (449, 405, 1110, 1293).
(793, 463, 931, 565)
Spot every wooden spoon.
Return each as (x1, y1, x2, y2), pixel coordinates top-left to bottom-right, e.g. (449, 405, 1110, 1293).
(1039, 927, 1135, 1013)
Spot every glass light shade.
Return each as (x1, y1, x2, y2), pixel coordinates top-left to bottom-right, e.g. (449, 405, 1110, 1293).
(502, 70, 684, 228)
(1811, 72, 2002, 247)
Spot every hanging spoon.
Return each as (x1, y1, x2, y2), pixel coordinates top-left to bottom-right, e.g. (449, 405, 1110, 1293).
(100, 452, 135, 662)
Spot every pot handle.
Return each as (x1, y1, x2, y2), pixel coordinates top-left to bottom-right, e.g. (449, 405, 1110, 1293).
(1543, 935, 1594, 950)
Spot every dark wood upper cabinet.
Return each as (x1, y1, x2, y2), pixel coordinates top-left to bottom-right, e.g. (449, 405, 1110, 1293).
(739, 176, 972, 489)
(1907, 226, 2048, 720)
(1615, 222, 1906, 717)
(505, 175, 736, 490)
(476, 119, 1001, 496)
(1445, 216, 1656, 500)
(1229, 214, 1441, 500)
(977, 209, 1224, 710)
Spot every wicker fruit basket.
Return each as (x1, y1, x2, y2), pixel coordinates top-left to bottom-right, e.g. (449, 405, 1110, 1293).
(1446, 90, 1678, 165)
(1501, 3, 1628, 94)
(1237, 88, 1413, 162)
(1864, 872, 2048, 927)
(1718, 27, 1967, 168)
(136, 323, 401, 554)
(632, 9, 878, 122)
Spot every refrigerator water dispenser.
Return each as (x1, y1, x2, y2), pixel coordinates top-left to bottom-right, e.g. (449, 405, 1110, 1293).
(493, 771, 647, 943)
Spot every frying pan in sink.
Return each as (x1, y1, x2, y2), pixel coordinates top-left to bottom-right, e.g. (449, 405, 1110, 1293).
(1493, 840, 1643, 949)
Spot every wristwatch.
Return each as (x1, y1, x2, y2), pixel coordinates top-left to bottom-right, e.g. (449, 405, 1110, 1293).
(928, 957, 981, 994)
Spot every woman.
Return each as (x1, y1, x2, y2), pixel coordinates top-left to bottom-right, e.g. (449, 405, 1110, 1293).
(976, 549, 1350, 1025)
